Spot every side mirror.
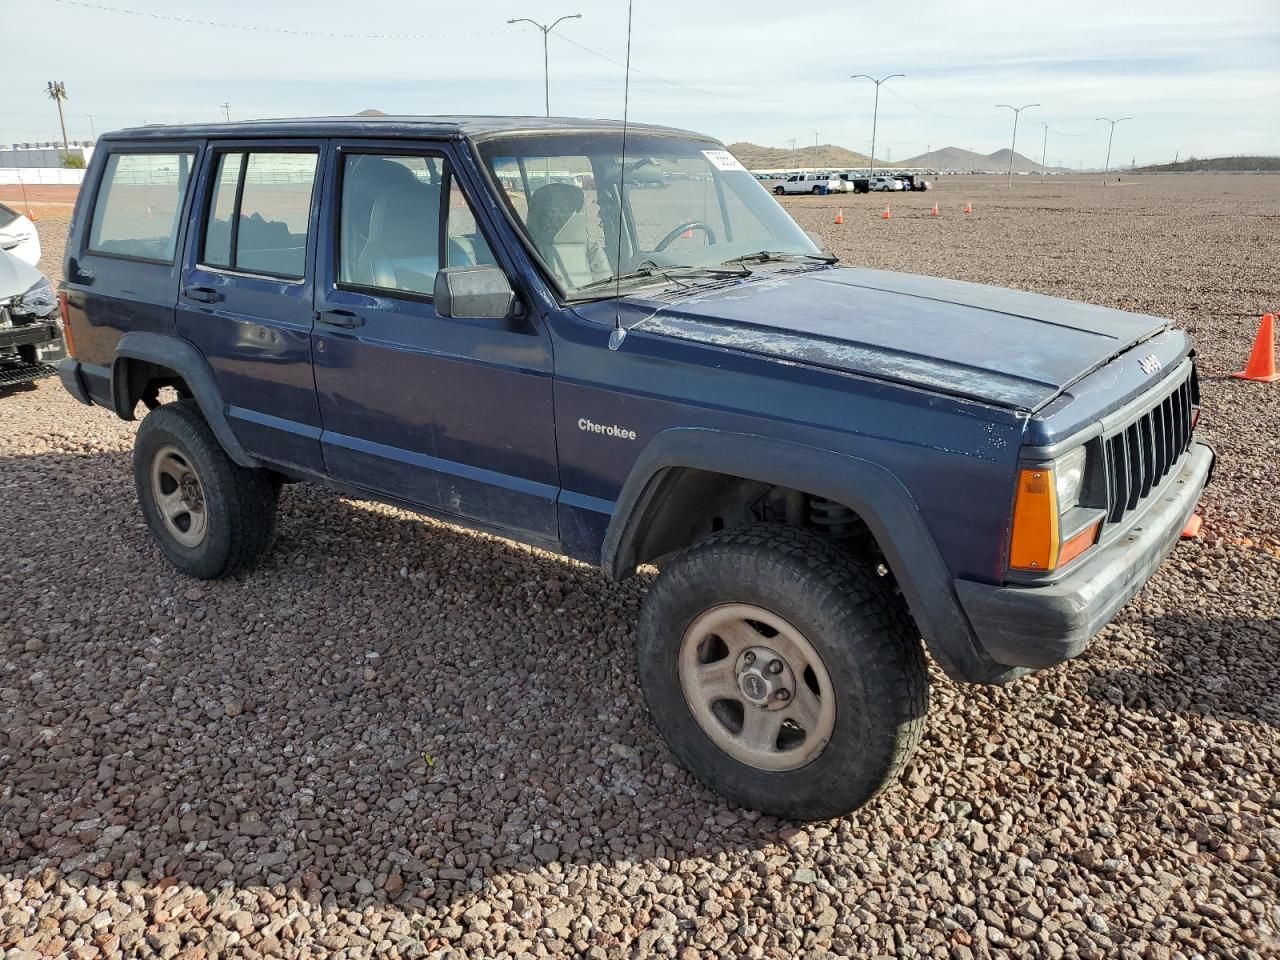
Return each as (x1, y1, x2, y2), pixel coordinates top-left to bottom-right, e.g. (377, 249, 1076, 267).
(433, 265, 516, 321)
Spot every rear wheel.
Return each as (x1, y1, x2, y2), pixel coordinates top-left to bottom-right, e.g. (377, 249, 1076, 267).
(638, 526, 929, 819)
(811, 185, 821, 195)
(133, 400, 277, 579)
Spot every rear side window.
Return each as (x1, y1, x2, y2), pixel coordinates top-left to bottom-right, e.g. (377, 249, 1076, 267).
(89, 152, 195, 263)
(201, 151, 318, 279)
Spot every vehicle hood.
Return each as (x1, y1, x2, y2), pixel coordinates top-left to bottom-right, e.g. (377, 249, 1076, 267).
(627, 266, 1169, 411)
(0, 248, 44, 301)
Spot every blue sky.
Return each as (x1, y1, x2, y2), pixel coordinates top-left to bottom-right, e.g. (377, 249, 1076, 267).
(1, 0, 1277, 166)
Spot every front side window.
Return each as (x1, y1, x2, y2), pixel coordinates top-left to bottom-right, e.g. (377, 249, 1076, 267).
(89, 151, 195, 262)
(477, 132, 819, 298)
(337, 152, 498, 298)
(201, 151, 318, 279)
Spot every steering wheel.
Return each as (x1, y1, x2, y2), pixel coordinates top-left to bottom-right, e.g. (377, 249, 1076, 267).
(654, 221, 717, 252)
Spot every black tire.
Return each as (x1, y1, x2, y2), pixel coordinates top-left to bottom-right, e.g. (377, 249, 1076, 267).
(638, 525, 928, 820)
(811, 185, 821, 195)
(774, 186, 784, 195)
(133, 399, 277, 579)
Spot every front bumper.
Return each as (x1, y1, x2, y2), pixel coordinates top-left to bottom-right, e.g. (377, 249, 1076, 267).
(955, 441, 1215, 669)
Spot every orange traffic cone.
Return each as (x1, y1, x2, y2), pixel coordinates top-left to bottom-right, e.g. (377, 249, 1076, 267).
(834, 208, 844, 224)
(963, 201, 973, 215)
(930, 203, 940, 217)
(881, 203, 892, 220)
(1232, 313, 1279, 382)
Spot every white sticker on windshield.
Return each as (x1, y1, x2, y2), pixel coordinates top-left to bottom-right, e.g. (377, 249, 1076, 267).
(701, 149, 746, 172)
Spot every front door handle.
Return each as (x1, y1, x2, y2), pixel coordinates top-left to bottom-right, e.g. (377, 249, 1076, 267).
(316, 309, 363, 329)
(184, 285, 221, 303)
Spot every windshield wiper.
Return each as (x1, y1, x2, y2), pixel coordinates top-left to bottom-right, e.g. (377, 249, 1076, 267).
(575, 263, 750, 294)
(720, 250, 838, 267)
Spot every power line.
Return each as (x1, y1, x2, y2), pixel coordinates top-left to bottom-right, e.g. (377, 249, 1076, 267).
(45, 0, 515, 41)
(551, 33, 814, 104)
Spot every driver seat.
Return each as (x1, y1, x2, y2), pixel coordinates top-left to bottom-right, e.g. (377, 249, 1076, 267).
(526, 183, 599, 288)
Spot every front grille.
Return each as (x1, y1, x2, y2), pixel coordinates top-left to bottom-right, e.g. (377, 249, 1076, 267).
(1101, 367, 1196, 524)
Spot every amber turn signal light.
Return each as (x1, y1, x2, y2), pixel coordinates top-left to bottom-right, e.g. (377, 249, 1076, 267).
(1009, 468, 1060, 570)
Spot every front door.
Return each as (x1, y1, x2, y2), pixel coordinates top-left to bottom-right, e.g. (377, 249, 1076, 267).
(177, 140, 326, 473)
(311, 140, 559, 544)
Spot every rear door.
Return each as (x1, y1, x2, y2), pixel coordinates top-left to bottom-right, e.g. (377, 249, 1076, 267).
(176, 140, 326, 473)
(311, 139, 559, 543)
(63, 144, 201, 364)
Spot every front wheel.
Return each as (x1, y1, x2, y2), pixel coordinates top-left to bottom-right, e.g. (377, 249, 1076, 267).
(638, 526, 928, 819)
(133, 399, 278, 579)
(774, 186, 784, 195)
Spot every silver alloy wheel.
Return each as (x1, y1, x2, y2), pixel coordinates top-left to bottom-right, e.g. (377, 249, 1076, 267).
(150, 444, 208, 548)
(678, 603, 837, 772)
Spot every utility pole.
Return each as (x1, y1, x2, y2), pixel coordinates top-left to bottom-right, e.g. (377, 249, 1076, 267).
(46, 81, 69, 155)
(1096, 116, 1132, 184)
(1039, 121, 1049, 182)
(812, 131, 819, 172)
(850, 73, 904, 177)
(788, 137, 798, 170)
(995, 103, 1039, 187)
(220, 102, 231, 122)
(507, 13, 582, 117)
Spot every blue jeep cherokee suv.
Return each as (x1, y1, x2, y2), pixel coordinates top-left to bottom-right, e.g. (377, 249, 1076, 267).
(57, 116, 1212, 818)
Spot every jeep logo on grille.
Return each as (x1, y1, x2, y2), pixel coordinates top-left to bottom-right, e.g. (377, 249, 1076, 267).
(1138, 354, 1162, 375)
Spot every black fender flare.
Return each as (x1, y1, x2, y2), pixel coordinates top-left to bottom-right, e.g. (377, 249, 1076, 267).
(111, 332, 258, 468)
(603, 427, 1005, 683)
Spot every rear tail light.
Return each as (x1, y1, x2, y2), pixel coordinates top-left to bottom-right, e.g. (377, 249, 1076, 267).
(58, 290, 76, 358)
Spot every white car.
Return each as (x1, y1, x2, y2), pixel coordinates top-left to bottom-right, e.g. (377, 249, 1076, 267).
(868, 176, 904, 192)
(0, 203, 41, 266)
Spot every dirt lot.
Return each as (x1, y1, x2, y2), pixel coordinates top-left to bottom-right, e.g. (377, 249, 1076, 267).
(2, 174, 1278, 959)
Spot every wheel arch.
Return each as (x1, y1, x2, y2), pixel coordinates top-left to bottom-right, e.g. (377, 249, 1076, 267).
(604, 427, 1005, 682)
(112, 331, 258, 468)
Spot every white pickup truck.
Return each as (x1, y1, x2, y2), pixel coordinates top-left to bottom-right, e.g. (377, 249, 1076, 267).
(773, 173, 849, 195)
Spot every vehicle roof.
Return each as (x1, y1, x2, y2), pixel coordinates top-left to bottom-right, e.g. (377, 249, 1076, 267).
(101, 115, 714, 143)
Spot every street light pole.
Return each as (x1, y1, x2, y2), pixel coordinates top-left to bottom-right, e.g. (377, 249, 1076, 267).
(46, 81, 69, 155)
(86, 114, 96, 139)
(1039, 121, 1049, 183)
(1096, 116, 1132, 184)
(850, 73, 904, 177)
(812, 130, 819, 172)
(995, 103, 1039, 188)
(507, 14, 583, 117)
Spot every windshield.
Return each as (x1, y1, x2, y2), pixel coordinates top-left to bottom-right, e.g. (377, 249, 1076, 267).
(476, 132, 822, 298)
(0, 203, 19, 230)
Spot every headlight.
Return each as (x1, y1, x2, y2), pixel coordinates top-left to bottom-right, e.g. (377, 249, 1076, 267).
(13, 276, 57, 317)
(1053, 447, 1087, 512)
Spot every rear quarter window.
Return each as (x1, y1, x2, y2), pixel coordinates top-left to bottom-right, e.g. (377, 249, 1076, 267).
(89, 151, 195, 263)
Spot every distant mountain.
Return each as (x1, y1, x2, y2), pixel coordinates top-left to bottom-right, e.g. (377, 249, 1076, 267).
(1133, 156, 1280, 173)
(355, 109, 387, 116)
(727, 142, 872, 170)
(900, 146, 1057, 173)
(729, 141, 1061, 173)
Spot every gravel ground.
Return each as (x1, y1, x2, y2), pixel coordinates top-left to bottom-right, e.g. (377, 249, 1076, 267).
(2, 174, 1278, 959)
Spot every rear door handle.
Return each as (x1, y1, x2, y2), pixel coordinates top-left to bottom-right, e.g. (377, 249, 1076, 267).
(184, 285, 221, 303)
(316, 309, 363, 329)
(69, 258, 95, 285)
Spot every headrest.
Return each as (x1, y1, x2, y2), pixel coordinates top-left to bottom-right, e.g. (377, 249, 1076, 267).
(527, 182, 588, 247)
(368, 179, 440, 257)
